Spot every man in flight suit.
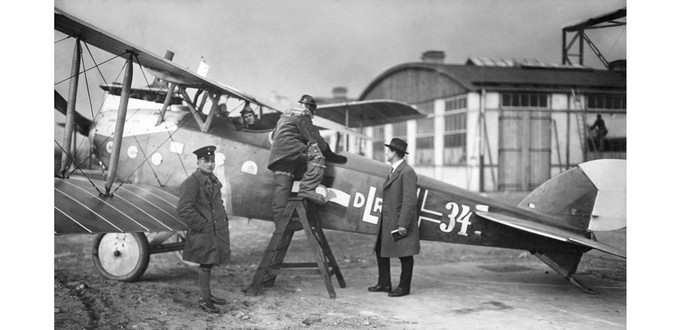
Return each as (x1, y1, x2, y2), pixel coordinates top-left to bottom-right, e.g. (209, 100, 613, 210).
(267, 94, 346, 222)
(177, 145, 231, 313)
(240, 103, 266, 130)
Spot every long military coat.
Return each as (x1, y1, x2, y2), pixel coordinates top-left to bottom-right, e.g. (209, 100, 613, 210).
(267, 107, 329, 173)
(177, 170, 231, 265)
(375, 161, 421, 258)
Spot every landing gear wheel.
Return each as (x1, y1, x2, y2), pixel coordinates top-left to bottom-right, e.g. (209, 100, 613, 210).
(172, 231, 198, 267)
(92, 232, 150, 282)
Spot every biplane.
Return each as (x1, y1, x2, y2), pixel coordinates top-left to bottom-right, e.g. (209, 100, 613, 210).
(54, 7, 625, 294)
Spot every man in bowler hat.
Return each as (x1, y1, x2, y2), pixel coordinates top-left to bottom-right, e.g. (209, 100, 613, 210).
(368, 138, 420, 297)
(176, 145, 231, 313)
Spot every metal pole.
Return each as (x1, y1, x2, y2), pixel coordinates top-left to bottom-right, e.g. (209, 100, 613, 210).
(579, 30, 584, 66)
(479, 89, 486, 192)
(344, 104, 350, 152)
(561, 29, 567, 65)
(105, 53, 134, 195)
(59, 40, 81, 177)
(566, 96, 571, 169)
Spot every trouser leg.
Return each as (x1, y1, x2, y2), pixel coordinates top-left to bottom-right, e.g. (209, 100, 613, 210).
(198, 264, 213, 300)
(272, 173, 293, 222)
(298, 144, 325, 194)
(375, 233, 391, 287)
(398, 256, 414, 291)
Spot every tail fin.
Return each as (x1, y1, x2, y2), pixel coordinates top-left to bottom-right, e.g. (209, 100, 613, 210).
(517, 160, 625, 293)
(518, 159, 626, 232)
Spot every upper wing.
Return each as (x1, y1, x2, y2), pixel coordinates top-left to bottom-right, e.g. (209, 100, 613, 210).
(55, 176, 187, 234)
(55, 8, 272, 109)
(475, 210, 626, 258)
(314, 100, 425, 128)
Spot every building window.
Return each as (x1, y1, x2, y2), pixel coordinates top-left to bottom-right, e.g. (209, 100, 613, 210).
(392, 121, 407, 139)
(444, 111, 467, 165)
(586, 94, 626, 110)
(416, 117, 434, 165)
(501, 93, 548, 108)
(372, 126, 385, 162)
(445, 96, 467, 111)
(412, 101, 434, 166)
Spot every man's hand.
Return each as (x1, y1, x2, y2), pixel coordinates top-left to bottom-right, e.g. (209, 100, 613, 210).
(398, 226, 407, 235)
(321, 148, 348, 164)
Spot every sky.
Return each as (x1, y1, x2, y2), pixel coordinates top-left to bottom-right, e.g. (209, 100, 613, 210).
(53, 0, 628, 115)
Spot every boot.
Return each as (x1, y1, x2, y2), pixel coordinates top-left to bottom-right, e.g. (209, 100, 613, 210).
(198, 297, 219, 313)
(210, 293, 227, 305)
(198, 267, 219, 313)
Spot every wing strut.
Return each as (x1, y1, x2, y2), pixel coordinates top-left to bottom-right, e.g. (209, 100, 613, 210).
(59, 39, 81, 177)
(179, 88, 206, 129)
(104, 52, 134, 196)
(155, 82, 176, 126)
(202, 93, 221, 132)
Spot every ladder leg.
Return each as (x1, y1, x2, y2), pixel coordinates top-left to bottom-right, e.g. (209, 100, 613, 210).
(262, 228, 295, 287)
(246, 201, 298, 296)
(308, 204, 346, 288)
(298, 202, 337, 299)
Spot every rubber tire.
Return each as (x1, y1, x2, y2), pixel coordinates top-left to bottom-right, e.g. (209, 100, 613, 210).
(92, 232, 150, 282)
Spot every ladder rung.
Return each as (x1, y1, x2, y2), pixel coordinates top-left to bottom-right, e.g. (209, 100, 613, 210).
(278, 262, 318, 268)
(269, 268, 322, 275)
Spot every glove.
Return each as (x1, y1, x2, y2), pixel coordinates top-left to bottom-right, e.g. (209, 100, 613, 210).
(321, 148, 348, 164)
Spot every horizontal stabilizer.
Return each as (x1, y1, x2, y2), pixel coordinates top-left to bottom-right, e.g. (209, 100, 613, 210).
(476, 211, 626, 258)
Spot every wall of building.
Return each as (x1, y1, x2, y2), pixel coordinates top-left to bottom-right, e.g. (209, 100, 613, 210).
(359, 64, 625, 192)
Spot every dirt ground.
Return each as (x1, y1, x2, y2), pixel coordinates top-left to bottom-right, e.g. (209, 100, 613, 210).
(54, 194, 626, 330)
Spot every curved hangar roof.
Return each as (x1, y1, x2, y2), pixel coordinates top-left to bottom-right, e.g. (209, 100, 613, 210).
(359, 61, 626, 102)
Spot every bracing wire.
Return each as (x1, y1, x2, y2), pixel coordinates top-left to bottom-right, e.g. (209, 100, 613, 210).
(55, 139, 103, 195)
(54, 53, 123, 86)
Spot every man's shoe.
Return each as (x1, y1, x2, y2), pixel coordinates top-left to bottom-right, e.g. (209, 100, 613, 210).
(388, 287, 410, 297)
(198, 298, 220, 313)
(298, 192, 327, 205)
(210, 294, 226, 305)
(367, 284, 392, 293)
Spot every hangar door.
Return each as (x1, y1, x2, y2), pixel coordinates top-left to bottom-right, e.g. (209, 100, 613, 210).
(498, 110, 551, 191)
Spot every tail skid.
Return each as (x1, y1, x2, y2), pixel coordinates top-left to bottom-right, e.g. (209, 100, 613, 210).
(534, 252, 598, 294)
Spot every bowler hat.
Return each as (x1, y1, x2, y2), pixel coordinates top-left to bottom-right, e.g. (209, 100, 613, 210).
(298, 94, 317, 107)
(193, 145, 216, 159)
(385, 138, 409, 154)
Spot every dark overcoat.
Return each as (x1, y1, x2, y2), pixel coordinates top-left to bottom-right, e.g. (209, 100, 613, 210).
(267, 107, 329, 173)
(375, 161, 420, 258)
(176, 170, 231, 265)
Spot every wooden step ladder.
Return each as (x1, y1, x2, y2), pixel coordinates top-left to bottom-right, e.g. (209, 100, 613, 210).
(246, 197, 346, 298)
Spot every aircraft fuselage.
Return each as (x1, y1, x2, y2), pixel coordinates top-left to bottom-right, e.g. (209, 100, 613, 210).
(91, 108, 585, 256)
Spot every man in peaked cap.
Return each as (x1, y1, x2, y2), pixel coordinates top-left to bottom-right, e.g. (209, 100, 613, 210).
(368, 138, 420, 297)
(177, 145, 231, 313)
(240, 102, 266, 130)
(267, 94, 347, 222)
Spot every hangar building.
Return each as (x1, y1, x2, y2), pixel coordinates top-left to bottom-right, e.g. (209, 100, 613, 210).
(344, 51, 626, 192)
